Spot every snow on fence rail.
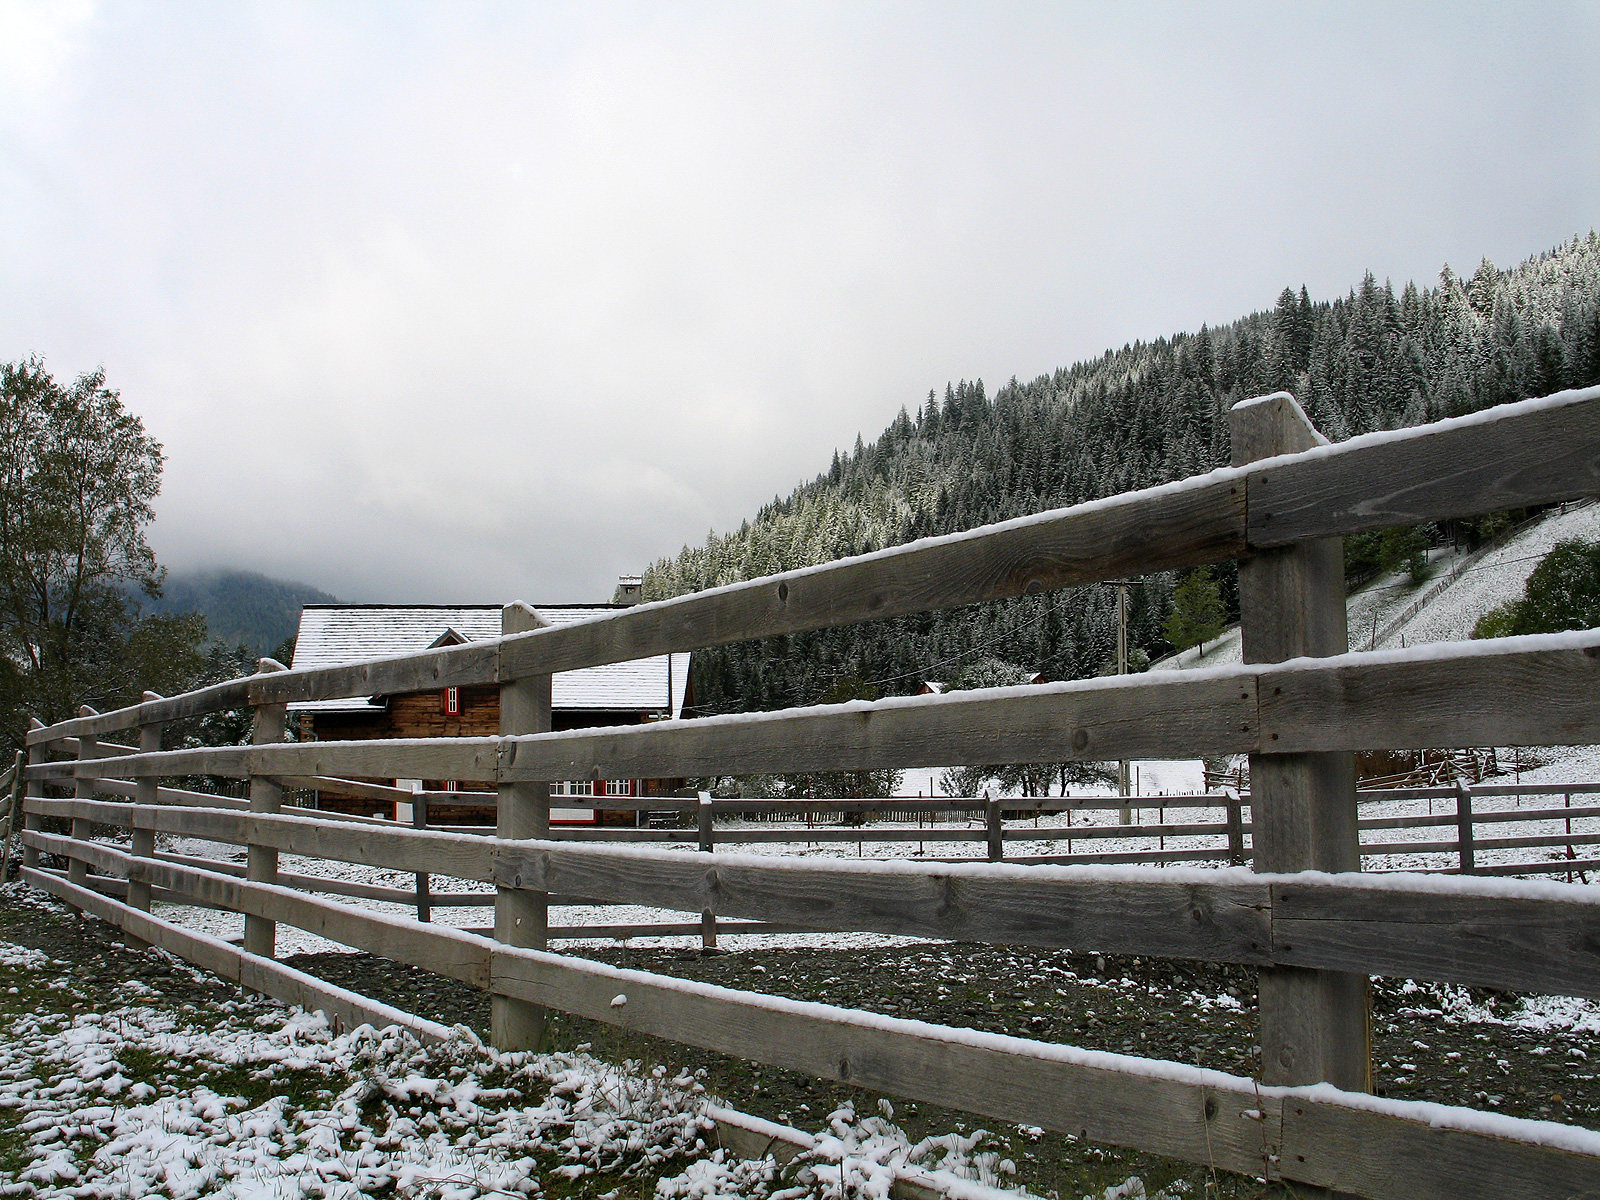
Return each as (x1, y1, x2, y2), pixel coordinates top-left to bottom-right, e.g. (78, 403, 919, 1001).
(17, 385, 1600, 1200)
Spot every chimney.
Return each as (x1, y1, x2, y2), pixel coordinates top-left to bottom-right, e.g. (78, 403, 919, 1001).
(615, 575, 643, 606)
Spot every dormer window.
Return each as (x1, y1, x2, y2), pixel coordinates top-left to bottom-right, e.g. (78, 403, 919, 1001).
(443, 686, 460, 715)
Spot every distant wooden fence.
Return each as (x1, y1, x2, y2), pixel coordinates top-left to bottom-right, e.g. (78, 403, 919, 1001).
(18, 386, 1600, 1199)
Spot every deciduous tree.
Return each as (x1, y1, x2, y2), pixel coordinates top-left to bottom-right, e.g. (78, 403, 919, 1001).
(0, 357, 202, 748)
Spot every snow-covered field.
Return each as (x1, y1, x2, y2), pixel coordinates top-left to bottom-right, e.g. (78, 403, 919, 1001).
(0, 935, 1053, 1200)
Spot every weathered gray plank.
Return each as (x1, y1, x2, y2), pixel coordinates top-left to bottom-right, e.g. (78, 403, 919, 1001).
(22, 797, 497, 882)
(497, 488, 1246, 684)
(490, 946, 1276, 1172)
(152, 850, 496, 906)
(1281, 1090, 1600, 1200)
(501, 671, 1258, 780)
(1248, 385, 1600, 546)
(37, 632, 1600, 788)
(22, 867, 450, 1041)
(488, 945, 1600, 1198)
(56, 739, 500, 782)
(56, 836, 489, 985)
(1259, 632, 1600, 752)
(86, 776, 252, 810)
(128, 702, 164, 917)
(492, 842, 1272, 962)
(1271, 879, 1600, 998)
(27, 800, 1600, 999)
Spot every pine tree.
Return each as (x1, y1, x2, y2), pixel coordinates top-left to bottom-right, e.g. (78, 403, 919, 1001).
(1164, 567, 1226, 656)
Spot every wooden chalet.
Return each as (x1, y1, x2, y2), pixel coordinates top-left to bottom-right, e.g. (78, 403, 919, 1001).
(288, 603, 692, 826)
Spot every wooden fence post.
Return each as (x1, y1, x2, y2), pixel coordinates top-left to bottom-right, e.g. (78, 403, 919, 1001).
(21, 719, 46, 875)
(243, 660, 288, 958)
(493, 601, 552, 1051)
(127, 692, 164, 916)
(0, 749, 23, 883)
(413, 791, 431, 923)
(1455, 781, 1476, 875)
(985, 790, 1003, 862)
(1225, 788, 1247, 866)
(69, 706, 99, 897)
(1231, 395, 1370, 1134)
(698, 791, 717, 950)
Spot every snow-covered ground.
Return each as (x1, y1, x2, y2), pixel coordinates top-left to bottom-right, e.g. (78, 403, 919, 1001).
(0, 928, 1068, 1200)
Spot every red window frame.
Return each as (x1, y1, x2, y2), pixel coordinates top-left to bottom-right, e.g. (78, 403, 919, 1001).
(443, 686, 460, 715)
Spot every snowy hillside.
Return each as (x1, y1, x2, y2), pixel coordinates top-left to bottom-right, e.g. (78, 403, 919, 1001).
(1154, 498, 1600, 669)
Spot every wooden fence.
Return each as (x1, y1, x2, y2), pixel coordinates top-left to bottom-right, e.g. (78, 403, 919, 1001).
(17, 386, 1600, 1198)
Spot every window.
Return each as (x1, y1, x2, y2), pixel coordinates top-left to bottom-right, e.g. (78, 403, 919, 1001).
(443, 687, 460, 715)
(553, 781, 594, 796)
(605, 779, 633, 796)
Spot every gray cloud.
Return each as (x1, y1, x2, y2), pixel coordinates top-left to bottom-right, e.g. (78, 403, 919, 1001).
(3, 1, 1597, 602)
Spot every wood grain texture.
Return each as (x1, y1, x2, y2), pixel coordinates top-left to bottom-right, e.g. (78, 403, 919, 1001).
(36, 633, 1600, 790)
(26, 799, 1600, 999)
(497, 483, 1246, 683)
(85, 777, 252, 810)
(492, 843, 1272, 962)
(1258, 633, 1600, 753)
(488, 945, 1600, 1197)
(501, 672, 1259, 781)
(1270, 880, 1600, 999)
(128, 844, 489, 985)
(1281, 1092, 1600, 1200)
(1233, 394, 1369, 1119)
(1247, 387, 1600, 546)
(22, 797, 497, 881)
(56, 739, 501, 782)
(490, 946, 1278, 1174)
(128, 713, 163, 915)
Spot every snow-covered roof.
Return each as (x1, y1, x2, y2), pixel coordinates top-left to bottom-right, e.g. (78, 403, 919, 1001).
(288, 605, 689, 717)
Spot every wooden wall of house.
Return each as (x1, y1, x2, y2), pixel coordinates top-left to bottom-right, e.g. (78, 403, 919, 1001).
(302, 688, 686, 825)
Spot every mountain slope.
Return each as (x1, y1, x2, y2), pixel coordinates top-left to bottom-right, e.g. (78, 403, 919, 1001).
(139, 568, 339, 656)
(644, 233, 1600, 714)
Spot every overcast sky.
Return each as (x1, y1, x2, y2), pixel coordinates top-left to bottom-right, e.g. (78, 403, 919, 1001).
(3, 2, 1598, 604)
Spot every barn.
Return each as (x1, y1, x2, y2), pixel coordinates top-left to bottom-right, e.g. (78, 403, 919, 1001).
(287, 602, 692, 825)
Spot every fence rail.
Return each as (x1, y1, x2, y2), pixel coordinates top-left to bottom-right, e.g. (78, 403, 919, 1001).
(16, 385, 1600, 1199)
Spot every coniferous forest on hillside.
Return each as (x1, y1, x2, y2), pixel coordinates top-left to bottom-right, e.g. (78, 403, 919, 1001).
(642, 234, 1600, 715)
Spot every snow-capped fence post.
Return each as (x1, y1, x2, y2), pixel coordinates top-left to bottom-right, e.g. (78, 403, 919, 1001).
(493, 601, 552, 1051)
(698, 791, 717, 949)
(244, 660, 288, 958)
(1455, 781, 1477, 874)
(68, 705, 99, 897)
(1230, 394, 1371, 1125)
(126, 691, 164, 915)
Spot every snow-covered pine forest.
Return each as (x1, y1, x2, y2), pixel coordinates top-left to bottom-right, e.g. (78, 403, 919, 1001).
(644, 233, 1600, 714)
